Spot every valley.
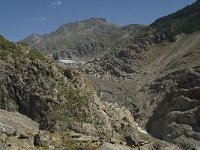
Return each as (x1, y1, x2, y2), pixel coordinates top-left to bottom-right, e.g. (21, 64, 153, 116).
(0, 1, 200, 150)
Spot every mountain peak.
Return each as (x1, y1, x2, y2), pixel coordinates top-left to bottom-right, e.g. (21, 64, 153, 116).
(60, 17, 109, 28)
(21, 33, 43, 45)
(81, 17, 107, 23)
(54, 17, 112, 34)
(21, 17, 127, 56)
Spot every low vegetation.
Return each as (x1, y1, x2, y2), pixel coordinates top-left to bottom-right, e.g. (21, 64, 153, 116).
(26, 50, 46, 61)
(150, 1, 200, 35)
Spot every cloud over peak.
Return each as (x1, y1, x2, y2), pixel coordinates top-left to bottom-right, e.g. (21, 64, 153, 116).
(51, 0, 62, 8)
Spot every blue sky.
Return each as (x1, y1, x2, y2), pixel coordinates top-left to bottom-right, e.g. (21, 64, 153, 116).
(0, 0, 196, 42)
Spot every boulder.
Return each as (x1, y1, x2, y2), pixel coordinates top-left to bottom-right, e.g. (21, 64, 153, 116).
(125, 134, 139, 147)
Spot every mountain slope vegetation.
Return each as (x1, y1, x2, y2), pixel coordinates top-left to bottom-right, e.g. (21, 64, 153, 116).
(150, 0, 200, 34)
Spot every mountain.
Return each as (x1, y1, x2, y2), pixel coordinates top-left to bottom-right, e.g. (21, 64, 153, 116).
(21, 17, 145, 60)
(21, 33, 43, 45)
(1, 0, 200, 149)
(86, 0, 200, 77)
(81, 1, 200, 149)
(107, 0, 200, 54)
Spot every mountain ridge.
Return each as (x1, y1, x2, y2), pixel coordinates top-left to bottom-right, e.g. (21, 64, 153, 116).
(21, 17, 146, 60)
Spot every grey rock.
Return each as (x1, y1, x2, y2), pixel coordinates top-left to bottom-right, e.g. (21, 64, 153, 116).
(34, 134, 42, 147)
(139, 144, 152, 150)
(191, 147, 200, 150)
(0, 109, 39, 135)
(98, 142, 137, 150)
(163, 146, 181, 150)
(0, 142, 6, 150)
(125, 134, 139, 147)
(109, 138, 121, 144)
(18, 133, 29, 139)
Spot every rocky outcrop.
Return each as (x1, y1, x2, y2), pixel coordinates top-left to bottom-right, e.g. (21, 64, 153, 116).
(146, 68, 200, 149)
(0, 109, 38, 149)
(0, 109, 100, 149)
(83, 49, 145, 80)
(0, 109, 38, 136)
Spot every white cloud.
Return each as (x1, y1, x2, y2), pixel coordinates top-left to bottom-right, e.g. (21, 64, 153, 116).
(30, 17, 47, 22)
(51, 0, 62, 8)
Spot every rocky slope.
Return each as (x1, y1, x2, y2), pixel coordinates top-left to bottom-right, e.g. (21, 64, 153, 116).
(79, 1, 200, 149)
(0, 35, 176, 149)
(134, 32, 200, 149)
(22, 18, 145, 60)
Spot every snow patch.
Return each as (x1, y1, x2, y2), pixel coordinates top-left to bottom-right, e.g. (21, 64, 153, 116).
(137, 126, 148, 134)
(58, 59, 85, 65)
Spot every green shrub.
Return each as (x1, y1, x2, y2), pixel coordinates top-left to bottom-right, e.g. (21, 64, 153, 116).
(26, 50, 46, 60)
(0, 35, 16, 50)
(49, 87, 89, 123)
